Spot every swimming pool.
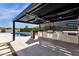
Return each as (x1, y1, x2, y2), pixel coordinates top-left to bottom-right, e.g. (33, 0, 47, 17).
(15, 32, 30, 36)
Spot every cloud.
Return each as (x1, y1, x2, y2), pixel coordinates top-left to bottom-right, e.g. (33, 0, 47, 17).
(0, 4, 28, 21)
(0, 9, 22, 20)
(0, 3, 38, 28)
(0, 4, 27, 27)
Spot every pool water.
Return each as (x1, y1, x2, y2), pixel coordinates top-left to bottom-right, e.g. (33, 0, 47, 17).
(15, 32, 30, 36)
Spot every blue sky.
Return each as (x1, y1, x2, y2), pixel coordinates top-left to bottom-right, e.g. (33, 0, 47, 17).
(0, 3, 38, 28)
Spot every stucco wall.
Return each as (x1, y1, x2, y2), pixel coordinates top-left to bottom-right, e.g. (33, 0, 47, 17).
(38, 31, 78, 44)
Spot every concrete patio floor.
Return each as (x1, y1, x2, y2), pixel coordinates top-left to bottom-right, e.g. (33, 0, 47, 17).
(10, 38, 79, 56)
(0, 33, 79, 56)
(40, 39, 79, 56)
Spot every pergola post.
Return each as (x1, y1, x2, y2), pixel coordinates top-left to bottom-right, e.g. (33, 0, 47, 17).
(39, 24, 41, 31)
(48, 21, 51, 30)
(13, 21, 15, 41)
(78, 16, 79, 44)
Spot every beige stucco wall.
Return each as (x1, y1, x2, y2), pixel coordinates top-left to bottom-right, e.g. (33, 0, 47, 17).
(38, 31, 78, 44)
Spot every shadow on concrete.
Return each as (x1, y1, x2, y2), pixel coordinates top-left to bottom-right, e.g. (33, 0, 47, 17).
(11, 37, 79, 56)
(26, 38, 39, 44)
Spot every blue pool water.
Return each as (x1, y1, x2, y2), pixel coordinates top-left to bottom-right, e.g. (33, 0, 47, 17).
(15, 32, 30, 36)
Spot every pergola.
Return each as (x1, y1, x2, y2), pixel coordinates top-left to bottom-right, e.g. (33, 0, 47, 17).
(13, 3, 79, 41)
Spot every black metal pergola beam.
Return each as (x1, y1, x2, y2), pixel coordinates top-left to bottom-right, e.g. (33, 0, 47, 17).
(41, 7, 79, 19)
(49, 15, 78, 22)
(27, 4, 45, 14)
(13, 21, 15, 41)
(40, 4, 79, 18)
(16, 21, 40, 24)
(30, 4, 48, 14)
